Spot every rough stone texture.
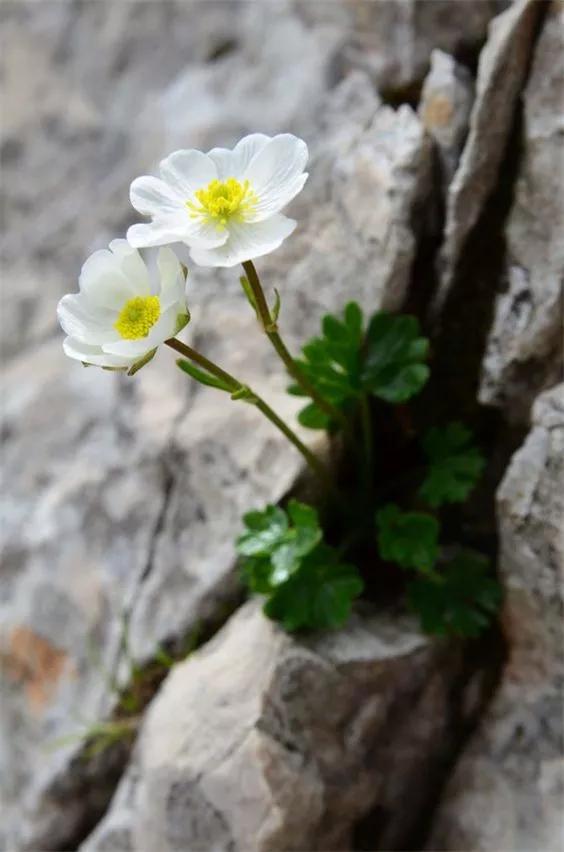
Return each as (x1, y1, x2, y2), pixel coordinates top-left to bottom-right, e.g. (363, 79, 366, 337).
(428, 383, 564, 852)
(418, 49, 474, 193)
(434, 0, 543, 308)
(82, 601, 482, 852)
(301, 0, 504, 97)
(479, 0, 564, 423)
(0, 4, 435, 848)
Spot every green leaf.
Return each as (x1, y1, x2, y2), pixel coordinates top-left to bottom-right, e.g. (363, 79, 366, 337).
(297, 403, 331, 430)
(361, 313, 430, 402)
(176, 358, 233, 392)
(237, 500, 322, 589)
(264, 544, 363, 631)
(240, 275, 258, 319)
(237, 505, 289, 556)
(376, 503, 439, 573)
(288, 302, 365, 429)
(419, 423, 485, 507)
(127, 348, 157, 376)
(271, 288, 281, 322)
(407, 549, 501, 637)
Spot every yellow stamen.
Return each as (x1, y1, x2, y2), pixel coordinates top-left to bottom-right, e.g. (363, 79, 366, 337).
(114, 295, 160, 340)
(186, 177, 258, 231)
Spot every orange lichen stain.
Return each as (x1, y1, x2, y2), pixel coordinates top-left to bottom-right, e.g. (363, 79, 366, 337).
(421, 94, 453, 129)
(1, 626, 71, 714)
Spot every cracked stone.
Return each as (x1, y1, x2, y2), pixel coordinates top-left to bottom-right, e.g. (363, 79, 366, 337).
(427, 383, 564, 852)
(434, 0, 543, 310)
(479, 0, 564, 423)
(81, 601, 487, 852)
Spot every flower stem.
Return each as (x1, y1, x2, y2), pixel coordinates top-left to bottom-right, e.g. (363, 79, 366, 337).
(241, 260, 348, 431)
(165, 337, 333, 491)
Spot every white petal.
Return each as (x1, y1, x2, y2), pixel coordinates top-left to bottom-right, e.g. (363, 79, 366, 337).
(189, 214, 296, 268)
(159, 149, 217, 197)
(208, 134, 271, 180)
(156, 247, 186, 310)
(129, 175, 185, 217)
(63, 337, 131, 369)
(58, 294, 119, 345)
(109, 240, 151, 291)
(127, 221, 187, 249)
(79, 248, 147, 307)
(245, 134, 308, 220)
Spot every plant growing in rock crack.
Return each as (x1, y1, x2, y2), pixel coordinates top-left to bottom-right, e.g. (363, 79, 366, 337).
(58, 132, 501, 640)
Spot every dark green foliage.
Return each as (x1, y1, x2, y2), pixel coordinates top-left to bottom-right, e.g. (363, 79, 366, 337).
(407, 550, 501, 637)
(376, 503, 439, 574)
(361, 313, 430, 403)
(419, 423, 485, 506)
(289, 304, 429, 429)
(288, 302, 364, 430)
(264, 545, 364, 632)
(234, 306, 497, 640)
(238, 501, 363, 631)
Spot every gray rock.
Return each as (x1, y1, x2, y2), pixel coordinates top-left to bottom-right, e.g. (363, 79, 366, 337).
(302, 0, 504, 97)
(418, 49, 474, 193)
(82, 601, 484, 852)
(428, 383, 564, 852)
(0, 4, 435, 845)
(434, 0, 543, 309)
(479, 0, 564, 422)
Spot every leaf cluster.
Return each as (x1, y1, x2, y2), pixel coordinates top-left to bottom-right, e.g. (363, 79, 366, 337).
(237, 500, 363, 631)
(289, 303, 430, 429)
(407, 550, 501, 637)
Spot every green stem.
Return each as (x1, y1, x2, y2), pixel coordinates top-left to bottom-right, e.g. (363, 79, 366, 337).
(165, 338, 333, 491)
(241, 260, 348, 431)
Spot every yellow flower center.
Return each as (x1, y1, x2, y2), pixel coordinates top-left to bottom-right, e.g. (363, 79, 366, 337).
(114, 295, 160, 340)
(186, 178, 258, 230)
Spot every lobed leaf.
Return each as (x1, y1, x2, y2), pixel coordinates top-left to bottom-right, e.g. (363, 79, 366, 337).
(263, 544, 363, 631)
(419, 422, 485, 506)
(407, 549, 501, 637)
(376, 503, 439, 574)
(361, 313, 430, 403)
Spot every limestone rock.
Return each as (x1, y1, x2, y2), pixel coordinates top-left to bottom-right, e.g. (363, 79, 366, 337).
(435, 0, 543, 308)
(418, 49, 474, 192)
(428, 383, 564, 852)
(301, 0, 504, 98)
(479, 0, 564, 422)
(82, 601, 484, 852)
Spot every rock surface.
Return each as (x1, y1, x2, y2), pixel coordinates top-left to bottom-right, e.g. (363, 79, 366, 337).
(309, 0, 504, 97)
(434, 0, 543, 308)
(418, 49, 474, 193)
(82, 600, 482, 852)
(428, 383, 564, 852)
(479, 0, 564, 423)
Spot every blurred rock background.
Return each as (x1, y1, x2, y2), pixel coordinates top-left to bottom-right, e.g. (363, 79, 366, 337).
(1, 1, 562, 850)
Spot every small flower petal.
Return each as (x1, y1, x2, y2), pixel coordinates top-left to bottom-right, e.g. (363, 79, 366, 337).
(79, 248, 148, 308)
(57, 294, 118, 345)
(157, 247, 186, 310)
(208, 133, 271, 180)
(62, 337, 132, 369)
(159, 150, 218, 197)
(244, 134, 308, 220)
(189, 214, 296, 268)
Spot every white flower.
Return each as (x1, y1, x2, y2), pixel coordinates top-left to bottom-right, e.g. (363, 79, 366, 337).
(127, 133, 308, 268)
(57, 240, 189, 373)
